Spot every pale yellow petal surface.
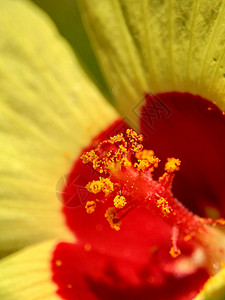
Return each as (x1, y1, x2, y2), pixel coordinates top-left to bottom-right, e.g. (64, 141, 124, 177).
(0, 240, 60, 300)
(79, 0, 225, 126)
(194, 267, 225, 300)
(0, 0, 118, 256)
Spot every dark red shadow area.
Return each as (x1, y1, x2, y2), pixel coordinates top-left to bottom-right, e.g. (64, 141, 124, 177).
(52, 242, 208, 300)
(141, 92, 225, 218)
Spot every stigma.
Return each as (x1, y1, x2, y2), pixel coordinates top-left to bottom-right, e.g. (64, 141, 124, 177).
(81, 129, 225, 268)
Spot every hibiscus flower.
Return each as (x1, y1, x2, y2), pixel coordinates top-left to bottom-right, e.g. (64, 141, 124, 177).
(0, 1, 225, 300)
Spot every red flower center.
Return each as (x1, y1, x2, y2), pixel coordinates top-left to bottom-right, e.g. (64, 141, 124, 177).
(52, 92, 225, 300)
(81, 126, 225, 266)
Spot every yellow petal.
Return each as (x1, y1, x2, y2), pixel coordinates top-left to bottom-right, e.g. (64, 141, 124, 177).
(0, 0, 118, 256)
(79, 0, 225, 126)
(0, 240, 60, 300)
(194, 267, 225, 300)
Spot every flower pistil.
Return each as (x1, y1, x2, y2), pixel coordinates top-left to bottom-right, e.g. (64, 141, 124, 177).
(81, 129, 225, 272)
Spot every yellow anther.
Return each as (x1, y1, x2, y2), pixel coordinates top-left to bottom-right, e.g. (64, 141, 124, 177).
(118, 144, 128, 155)
(136, 149, 154, 160)
(86, 180, 103, 194)
(85, 201, 96, 214)
(150, 157, 160, 169)
(165, 158, 181, 173)
(81, 150, 97, 164)
(169, 246, 181, 258)
(81, 129, 146, 174)
(105, 207, 121, 231)
(126, 128, 137, 139)
(126, 129, 143, 152)
(157, 197, 172, 216)
(114, 195, 127, 209)
(86, 177, 114, 196)
(109, 133, 125, 144)
(121, 158, 132, 168)
(134, 159, 150, 171)
(135, 150, 160, 171)
(126, 129, 143, 142)
(132, 144, 143, 153)
(101, 178, 114, 196)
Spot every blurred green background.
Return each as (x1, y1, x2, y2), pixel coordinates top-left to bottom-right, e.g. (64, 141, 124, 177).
(31, 0, 112, 101)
